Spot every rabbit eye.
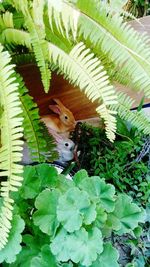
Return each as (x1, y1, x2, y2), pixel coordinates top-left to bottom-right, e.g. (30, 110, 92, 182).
(65, 143, 69, 147)
(65, 115, 68, 120)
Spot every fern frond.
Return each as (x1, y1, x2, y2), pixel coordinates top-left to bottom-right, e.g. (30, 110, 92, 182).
(103, 1, 144, 28)
(49, 41, 117, 141)
(70, 0, 150, 97)
(0, 10, 31, 49)
(0, 44, 24, 249)
(47, 0, 150, 96)
(113, 92, 150, 135)
(44, 14, 72, 53)
(47, 0, 79, 40)
(10, 0, 29, 15)
(12, 52, 35, 65)
(12, 0, 51, 93)
(17, 74, 58, 163)
(1, 28, 31, 49)
(0, 11, 14, 30)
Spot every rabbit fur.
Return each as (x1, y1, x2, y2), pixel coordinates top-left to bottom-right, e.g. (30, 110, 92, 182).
(21, 99, 75, 165)
(51, 130, 75, 163)
(21, 133, 75, 165)
(41, 98, 76, 134)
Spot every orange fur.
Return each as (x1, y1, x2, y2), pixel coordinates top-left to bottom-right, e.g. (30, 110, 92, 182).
(41, 99, 76, 133)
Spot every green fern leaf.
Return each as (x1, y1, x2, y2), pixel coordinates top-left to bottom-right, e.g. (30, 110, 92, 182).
(12, 52, 35, 66)
(1, 28, 31, 49)
(49, 41, 117, 141)
(47, 0, 79, 40)
(12, 0, 51, 93)
(26, 0, 51, 93)
(17, 74, 58, 163)
(74, 0, 150, 97)
(0, 11, 31, 49)
(0, 44, 24, 249)
(10, 0, 28, 15)
(113, 92, 150, 135)
(0, 11, 14, 30)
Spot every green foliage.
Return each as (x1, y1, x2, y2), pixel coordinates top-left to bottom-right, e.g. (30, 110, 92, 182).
(49, 41, 117, 141)
(17, 74, 58, 163)
(0, 11, 31, 49)
(23, 1, 51, 93)
(76, 0, 150, 97)
(0, 64, 57, 250)
(92, 242, 119, 267)
(107, 194, 145, 235)
(0, 0, 150, 141)
(0, 44, 24, 249)
(73, 121, 150, 206)
(0, 0, 150, 255)
(0, 215, 25, 264)
(126, 227, 150, 267)
(113, 92, 150, 135)
(19, 166, 41, 199)
(76, 176, 115, 212)
(51, 227, 103, 266)
(0, 164, 145, 266)
(72, 120, 150, 265)
(0, 40, 56, 249)
(57, 187, 96, 232)
(33, 189, 60, 236)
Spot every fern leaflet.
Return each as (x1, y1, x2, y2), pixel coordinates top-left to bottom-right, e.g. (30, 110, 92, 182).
(51, 0, 150, 98)
(113, 92, 150, 135)
(0, 44, 24, 249)
(13, 0, 51, 93)
(47, 0, 79, 40)
(17, 74, 58, 163)
(76, 0, 150, 97)
(49, 41, 117, 141)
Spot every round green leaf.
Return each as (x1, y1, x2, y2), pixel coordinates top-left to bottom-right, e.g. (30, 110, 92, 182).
(9, 236, 51, 267)
(33, 189, 60, 236)
(0, 215, 25, 264)
(68, 227, 103, 266)
(78, 177, 115, 212)
(57, 187, 96, 232)
(20, 166, 41, 199)
(92, 243, 119, 267)
(30, 245, 57, 267)
(50, 228, 71, 262)
(36, 164, 59, 188)
(94, 205, 107, 228)
(51, 227, 103, 266)
(107, 194, 146, 234)
(73, 170, 89, 185)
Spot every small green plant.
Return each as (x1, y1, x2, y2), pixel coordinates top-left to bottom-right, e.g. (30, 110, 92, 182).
(0, 164, 145, 266)
(73, 120, 150, 207)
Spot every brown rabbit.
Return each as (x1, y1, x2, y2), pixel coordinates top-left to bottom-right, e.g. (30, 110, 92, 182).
(41, 99, 76, 134)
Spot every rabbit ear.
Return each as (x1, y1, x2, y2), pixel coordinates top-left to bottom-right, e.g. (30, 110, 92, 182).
(49, 104, 61, 114)
(48, 128, 63, 143)
(53, 98, 64, 108)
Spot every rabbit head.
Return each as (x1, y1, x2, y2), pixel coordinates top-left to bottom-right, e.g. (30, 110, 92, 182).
(57, 138, 75, 162)
(49, 98, 76, 131)
(57, 138, 75, 152)
(49, 130, 75, 162)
